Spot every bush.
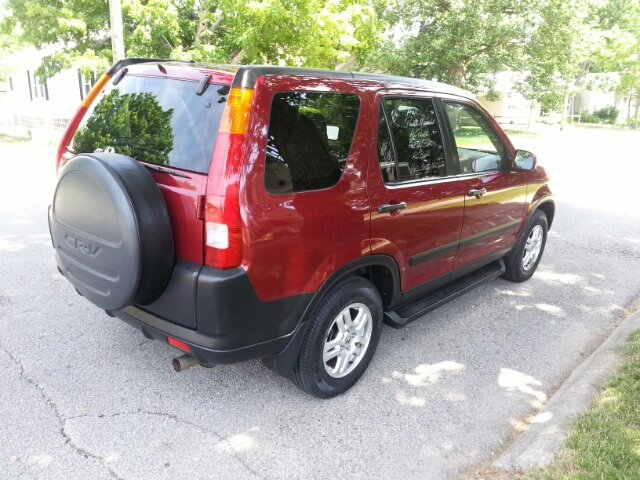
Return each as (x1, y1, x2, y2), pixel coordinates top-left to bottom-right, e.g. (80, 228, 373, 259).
(626, 117, 639, 130)
(579, 111, 599, 123)
(594, 106, 620, 124)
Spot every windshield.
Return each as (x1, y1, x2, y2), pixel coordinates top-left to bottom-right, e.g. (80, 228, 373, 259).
(71, 75, 230, 174)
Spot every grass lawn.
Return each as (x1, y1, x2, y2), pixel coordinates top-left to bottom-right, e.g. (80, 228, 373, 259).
(527, 329, 640, 480)
(0, 133, 30, 143)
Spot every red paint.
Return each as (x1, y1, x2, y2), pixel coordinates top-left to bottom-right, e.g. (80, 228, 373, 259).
(61, 62, 554, 306)
(454, 171, 528, 268)
(240, 76, 373, 301)
(56, 105, 88, 172)
(145, 166, 208, 264)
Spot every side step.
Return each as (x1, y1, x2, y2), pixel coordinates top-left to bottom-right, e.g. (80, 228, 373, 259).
(384, 259, 505, 328)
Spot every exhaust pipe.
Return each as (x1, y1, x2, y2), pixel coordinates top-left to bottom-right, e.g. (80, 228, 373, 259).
(172, 354, 199, 372)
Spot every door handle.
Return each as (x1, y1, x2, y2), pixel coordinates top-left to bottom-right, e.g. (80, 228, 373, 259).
(468, 188, 486, 197)
(378, 202, 407, 214)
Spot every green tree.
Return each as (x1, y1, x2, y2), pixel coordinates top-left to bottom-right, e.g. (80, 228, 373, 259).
(591, 0, 640, 118)
(367, 0, 598, 110)
(73, 89, 174, 165)
(1, 0, 384, 80)
(369, 0, 548, 91)
(514, 0, 594, 125)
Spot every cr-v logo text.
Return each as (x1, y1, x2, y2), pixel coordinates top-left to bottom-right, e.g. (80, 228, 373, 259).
(65, 235, 101, 257)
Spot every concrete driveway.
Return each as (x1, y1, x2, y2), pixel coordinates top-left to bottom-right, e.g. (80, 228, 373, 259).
(1, 127, 639, 479)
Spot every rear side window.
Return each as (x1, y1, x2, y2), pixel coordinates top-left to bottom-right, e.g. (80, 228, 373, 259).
(264, 91, 360, 194)
(377, 97, 445, 183)
(71, 75, 230, 174)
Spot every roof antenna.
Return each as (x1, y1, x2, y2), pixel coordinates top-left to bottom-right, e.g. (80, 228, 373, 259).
(158, 64, 167, 74)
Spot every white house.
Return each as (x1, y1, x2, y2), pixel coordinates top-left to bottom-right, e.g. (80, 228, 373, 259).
(0, 47, 96, 132)
(572, 72, 630, 122)
(477, 72, 540, 126)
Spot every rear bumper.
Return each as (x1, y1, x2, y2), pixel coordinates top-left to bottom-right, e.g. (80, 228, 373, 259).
(108, 259, 313, 364)
(112, 306, 296, 365)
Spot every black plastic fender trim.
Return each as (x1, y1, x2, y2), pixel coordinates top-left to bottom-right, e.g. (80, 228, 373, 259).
(260, 254, 401, 378)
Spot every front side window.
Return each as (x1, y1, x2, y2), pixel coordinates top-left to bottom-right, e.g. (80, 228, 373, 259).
(377, 97, 445, 183)
(264, 91, 360, 194)
(444, 101, 508, 174)
(71, 75, 229, 173)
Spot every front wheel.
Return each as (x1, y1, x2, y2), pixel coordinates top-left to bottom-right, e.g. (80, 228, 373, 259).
(291, 276, 383, 399)
(503, 210, 548, 283)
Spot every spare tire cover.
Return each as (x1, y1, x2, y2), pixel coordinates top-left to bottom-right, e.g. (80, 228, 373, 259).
(49, 153, 173, 310)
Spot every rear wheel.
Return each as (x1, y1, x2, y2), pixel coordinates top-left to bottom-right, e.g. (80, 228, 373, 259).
(291, 276, 383, 399)
(503, 210, 548, 283)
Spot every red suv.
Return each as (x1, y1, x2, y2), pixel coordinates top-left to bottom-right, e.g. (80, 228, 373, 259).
(49, 59, 554, 398)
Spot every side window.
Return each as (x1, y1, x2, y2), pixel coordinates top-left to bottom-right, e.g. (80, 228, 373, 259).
(264, 91, 360, 194)
(377, 97, 446, 183)
(443, 101, 508, 174)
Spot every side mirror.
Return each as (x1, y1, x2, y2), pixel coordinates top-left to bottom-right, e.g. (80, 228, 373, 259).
(513, 150, 536, 171)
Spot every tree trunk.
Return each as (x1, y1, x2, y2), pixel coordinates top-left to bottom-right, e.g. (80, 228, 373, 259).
(560, 93, 569, 131)
(228, 49, 245, 64)
(452, 65, 466, 88)
(109, 0, 125, 61)
(528, 101, 535, 130)
(635, 90, 640, 119)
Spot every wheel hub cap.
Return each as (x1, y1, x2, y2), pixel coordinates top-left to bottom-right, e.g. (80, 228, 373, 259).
(522, 225, 543, 271)
(322, 303, 373, 378)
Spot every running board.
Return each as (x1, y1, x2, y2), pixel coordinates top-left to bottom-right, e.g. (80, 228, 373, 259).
(384, 259, 505, 328)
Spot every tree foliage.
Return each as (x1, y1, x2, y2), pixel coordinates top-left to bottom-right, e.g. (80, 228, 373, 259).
(368, 0, 548, 90)
(73, 89, 174, 164)
(591, 0, 640, 117)
(514, 0, 593, 112)
(2, 0, 640, 117)
(1, 0, 384, 79)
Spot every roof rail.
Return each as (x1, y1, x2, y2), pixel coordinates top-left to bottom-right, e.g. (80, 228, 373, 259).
(106, 58, 195, 76)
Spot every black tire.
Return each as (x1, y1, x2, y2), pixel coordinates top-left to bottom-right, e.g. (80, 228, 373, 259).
(291, 276, 383, 399)
(503, 210, 548, 283)
(49, 153, 173, 310)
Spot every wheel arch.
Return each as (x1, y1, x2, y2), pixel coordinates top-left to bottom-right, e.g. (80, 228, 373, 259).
(535, 198, 555, 229)
(261, 254, 401, 378)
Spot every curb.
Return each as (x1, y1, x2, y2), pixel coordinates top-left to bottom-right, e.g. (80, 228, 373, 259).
(493, 307, 640, 472)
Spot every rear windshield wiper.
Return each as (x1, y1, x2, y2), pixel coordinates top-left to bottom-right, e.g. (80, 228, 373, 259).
(112, 68, 128, 86)
(142, 163, 190, 178)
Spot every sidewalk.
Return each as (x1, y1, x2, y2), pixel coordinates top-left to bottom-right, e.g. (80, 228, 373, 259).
(493, 302, 640, 473)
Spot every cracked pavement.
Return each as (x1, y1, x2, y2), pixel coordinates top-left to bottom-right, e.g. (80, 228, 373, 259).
(1, 128, 640, 479)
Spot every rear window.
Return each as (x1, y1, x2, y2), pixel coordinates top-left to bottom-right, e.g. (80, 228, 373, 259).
(71, 75, 230, 174)
(264, 91, 361, 193)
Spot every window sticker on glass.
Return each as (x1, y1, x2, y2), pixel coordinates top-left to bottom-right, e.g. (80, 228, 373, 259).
(326, 125, 340, 141)
(377, 98, 445, 183)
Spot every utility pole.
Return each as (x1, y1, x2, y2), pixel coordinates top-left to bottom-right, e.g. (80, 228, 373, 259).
(109, 0, 125, 61)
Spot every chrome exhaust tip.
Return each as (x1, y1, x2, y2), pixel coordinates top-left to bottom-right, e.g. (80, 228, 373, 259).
(172, 354, 199, 372)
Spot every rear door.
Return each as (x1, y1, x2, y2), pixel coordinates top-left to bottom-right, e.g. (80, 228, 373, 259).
(368, 93, 464, 292)
(439, 99, 527, 269)
(70, 73, 230, 264)
(69, 71, 231, 328)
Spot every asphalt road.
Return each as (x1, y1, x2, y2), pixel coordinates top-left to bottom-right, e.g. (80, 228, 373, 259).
(1, 127, 639, 480)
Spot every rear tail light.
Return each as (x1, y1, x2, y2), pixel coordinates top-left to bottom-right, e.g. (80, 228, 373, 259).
(204, 87, 254, 269)
(55, 72, 112, 174)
